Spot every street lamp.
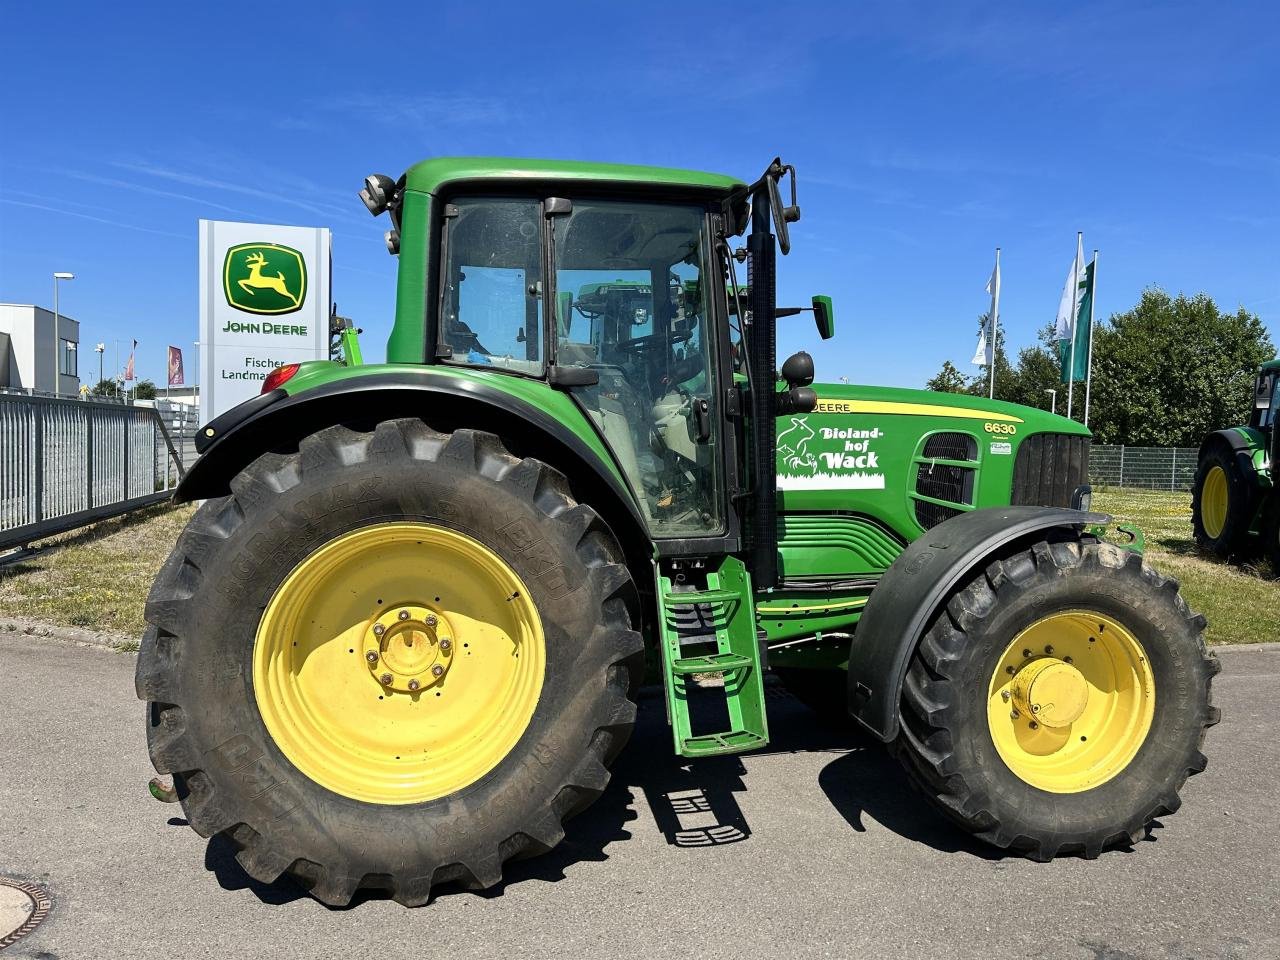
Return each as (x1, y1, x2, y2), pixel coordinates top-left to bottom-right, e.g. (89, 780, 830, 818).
(94, 342, 105, 394)
(53, 272, 75, 397)
(1045, 388, 1058, 415)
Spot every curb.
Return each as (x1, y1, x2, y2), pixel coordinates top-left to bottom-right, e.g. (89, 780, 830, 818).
(1212, 641, 1280, 654)
(0, 616, 137, 652)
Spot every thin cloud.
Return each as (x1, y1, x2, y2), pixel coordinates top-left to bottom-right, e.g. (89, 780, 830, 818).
(62, 169, 258, 218)
(109, 159, 352, 221)
(0, 197, 188, 239)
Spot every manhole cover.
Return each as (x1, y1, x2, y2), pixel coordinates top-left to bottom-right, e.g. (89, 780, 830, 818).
(0, 877, 51, 949)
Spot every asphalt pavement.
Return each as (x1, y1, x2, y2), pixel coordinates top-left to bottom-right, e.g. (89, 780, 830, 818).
(1, 634, 1277, 960)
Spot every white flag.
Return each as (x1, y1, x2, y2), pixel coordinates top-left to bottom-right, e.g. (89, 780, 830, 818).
(973, 252, 1000, 366)
(1055, 234, 1085, 340)
(971, 327, 991, 366)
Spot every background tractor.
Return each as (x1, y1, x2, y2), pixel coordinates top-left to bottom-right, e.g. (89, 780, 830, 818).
(1191, 359, 1280, 572)
(139, 156, 1219, 906)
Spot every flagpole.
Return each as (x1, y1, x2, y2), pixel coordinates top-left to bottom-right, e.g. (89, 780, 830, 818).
(1083, 250, 1099, 428)
(1066, 232, 1082, 419)
(989, 247, 1001, 399)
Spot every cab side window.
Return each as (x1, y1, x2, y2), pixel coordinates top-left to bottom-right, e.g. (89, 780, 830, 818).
(439, 198, 544, 375)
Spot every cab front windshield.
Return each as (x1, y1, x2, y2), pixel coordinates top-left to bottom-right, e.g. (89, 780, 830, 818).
(553, 201, 721, 537)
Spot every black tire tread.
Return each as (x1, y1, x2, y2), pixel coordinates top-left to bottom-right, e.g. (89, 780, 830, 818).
(893, 538, 1218, 861)
(137, 419, 643, 906)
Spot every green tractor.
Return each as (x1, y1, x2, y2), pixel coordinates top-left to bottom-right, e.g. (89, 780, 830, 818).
(139, 156, 1219, 906)
(1191, 359, 1280, 571)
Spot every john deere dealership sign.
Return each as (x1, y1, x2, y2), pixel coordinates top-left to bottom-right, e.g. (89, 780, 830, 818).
(200, 220, 330, 423)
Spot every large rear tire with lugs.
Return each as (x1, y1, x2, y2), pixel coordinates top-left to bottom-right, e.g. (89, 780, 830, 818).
(136, 419, 643, 906)
(892, 538, 1219, 860)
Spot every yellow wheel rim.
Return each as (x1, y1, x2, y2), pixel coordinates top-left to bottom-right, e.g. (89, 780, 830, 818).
(253, 522, 545, 805)
(1201, 465, 1229, 539)
(987, 611, 1155, 794)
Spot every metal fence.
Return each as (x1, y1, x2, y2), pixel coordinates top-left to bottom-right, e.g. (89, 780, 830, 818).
(1090, 445, 1199, 491)
(0, 393, 188, 550)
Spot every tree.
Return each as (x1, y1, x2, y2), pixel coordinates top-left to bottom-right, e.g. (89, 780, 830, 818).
(1002, 324, 1064, 412)
(925, 313, 1018, 398)
(134, 379, 157, 400)
(89, 378, 118, 397)
(1087, 290, 1274, 446)
(925, 360, 967, 393)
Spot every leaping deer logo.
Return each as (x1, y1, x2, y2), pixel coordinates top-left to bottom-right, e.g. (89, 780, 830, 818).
(238, 251, 301, 307)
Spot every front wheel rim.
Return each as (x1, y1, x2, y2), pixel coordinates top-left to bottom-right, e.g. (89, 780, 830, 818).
(987, 611, 1155, 794)
(1201, 465, 1229, 539)
(253, 522, 546, 805)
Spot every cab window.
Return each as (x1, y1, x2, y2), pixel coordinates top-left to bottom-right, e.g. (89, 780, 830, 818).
(439, 198, 543, 375)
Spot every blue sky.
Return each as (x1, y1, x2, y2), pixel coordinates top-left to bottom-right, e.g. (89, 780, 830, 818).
(2, 1, 1277, 391)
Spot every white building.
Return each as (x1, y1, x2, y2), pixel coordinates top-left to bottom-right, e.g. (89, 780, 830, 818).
(0, 303, 80, 395)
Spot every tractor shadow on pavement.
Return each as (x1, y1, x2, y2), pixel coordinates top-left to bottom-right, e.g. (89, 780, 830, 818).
(201, 682, 1018, 907)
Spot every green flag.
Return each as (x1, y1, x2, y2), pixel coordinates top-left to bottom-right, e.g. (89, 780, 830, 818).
(1059, 260, 1094, 383)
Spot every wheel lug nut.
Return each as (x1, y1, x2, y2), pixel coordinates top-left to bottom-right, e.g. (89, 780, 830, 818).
(426, 614, 438, 627)
(1029, 721, 1039, 730)
(1006, 666, 1016, 675)
(1064, 656, 1074, 664)
(432, 665, 444, 678)
(379, 673, 393, 685)
(439, 638, 452, 653)
(1045, 645, 1054, 655)
(373, 624, 385, 636)
(1001, 690, 1011, 702)
(1031, 704, 1040, 713)
(398, 610, 411, 621)
(408, 678, 420, 691)
(1022, 649, 1032, 658)
(1010, 709, 1020, 719)
(365, 651, 378, 664)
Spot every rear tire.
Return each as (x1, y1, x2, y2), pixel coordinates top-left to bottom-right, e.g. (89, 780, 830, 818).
(893, 538, 1219, 860)
(1191, 445, 1256, 559)
(136, 420, 643, 905)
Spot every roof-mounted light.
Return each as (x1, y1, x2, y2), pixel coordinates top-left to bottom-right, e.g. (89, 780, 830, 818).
(359, 173, 397, 217)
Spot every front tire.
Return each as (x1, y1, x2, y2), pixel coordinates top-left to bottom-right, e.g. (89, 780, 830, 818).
(136, 420, 643, 905)
(893, 538, 1219, 860)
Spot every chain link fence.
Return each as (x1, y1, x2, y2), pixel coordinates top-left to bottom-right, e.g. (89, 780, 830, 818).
(1090, 445, 1199, 491)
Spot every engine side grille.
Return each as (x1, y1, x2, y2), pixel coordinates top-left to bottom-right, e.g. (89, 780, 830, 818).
(915, 500, 963, 529)
(922, 432, 978, 461)
(915, 462, 976, 505)
(1011, 433, 1091, 507)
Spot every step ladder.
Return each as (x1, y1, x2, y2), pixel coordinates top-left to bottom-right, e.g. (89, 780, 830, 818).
(657, 556, 769, 757)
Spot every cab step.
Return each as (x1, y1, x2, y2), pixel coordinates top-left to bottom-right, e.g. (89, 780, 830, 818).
(657, 556, 769, 758)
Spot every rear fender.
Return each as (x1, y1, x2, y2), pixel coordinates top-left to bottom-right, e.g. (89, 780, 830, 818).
(178, 371, 651, 608)
(846, 505, 1109, 742)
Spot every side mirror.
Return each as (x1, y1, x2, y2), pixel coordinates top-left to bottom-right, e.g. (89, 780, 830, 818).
(812, 295, 835, 340)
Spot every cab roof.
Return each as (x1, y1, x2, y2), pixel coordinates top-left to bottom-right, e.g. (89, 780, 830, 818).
(1262, 358, 1280, 373)
(403, 156, 746, 197)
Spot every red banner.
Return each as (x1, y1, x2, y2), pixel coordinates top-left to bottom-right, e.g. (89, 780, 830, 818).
(168, 345, 184, 386)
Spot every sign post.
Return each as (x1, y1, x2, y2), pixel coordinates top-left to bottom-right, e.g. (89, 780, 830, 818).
(199, 220, 331, 424)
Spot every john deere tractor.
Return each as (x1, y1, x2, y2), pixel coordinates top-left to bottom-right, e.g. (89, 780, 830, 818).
(1192, 359, 1280, 572)
(139, 157, 1218, 906)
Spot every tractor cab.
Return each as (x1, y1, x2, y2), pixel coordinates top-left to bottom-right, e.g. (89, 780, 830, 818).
(1253, 363, 1279, 432)
(435, 196, 725, 535)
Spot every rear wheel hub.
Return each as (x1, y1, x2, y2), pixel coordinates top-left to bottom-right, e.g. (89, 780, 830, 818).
(987, 610, 1156, 793)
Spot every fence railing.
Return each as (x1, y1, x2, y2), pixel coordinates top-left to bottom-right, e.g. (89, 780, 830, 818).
(0, 393, 188, 551)
(1090, 445, 1199, 492)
